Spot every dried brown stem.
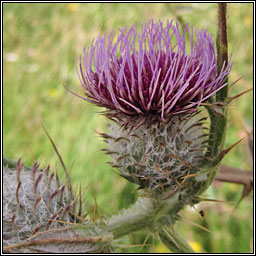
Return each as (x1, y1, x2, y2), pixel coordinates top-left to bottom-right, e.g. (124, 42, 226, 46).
(216, 165, 252, 185)
(215, 164, 253, 198)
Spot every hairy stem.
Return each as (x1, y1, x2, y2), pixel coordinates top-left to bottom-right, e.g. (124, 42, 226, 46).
(107, 197, 157, 239)
(107, 194, 196, 253)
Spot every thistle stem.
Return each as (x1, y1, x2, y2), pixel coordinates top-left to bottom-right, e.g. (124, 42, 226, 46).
(107, 197, 157, 239)
(206, 3, 229, 157)
(107, 195, 196, 253)
(200, 3, 230, 193)
(216, 3, 228, 101)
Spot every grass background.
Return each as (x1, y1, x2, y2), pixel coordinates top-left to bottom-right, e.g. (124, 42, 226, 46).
(3, 3, 253, 253)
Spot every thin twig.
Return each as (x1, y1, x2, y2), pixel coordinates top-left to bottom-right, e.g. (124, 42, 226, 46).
(215, 164, 253, 200)
(216, 165, 252, 186)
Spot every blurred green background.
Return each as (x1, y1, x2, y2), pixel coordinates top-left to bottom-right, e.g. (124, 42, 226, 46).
(3, 3, 253, 253)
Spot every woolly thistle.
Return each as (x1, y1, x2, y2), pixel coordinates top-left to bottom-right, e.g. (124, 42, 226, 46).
(73, 19, 233, 252)
(76, 19, 232, 197)
(3, 160, 113, 253)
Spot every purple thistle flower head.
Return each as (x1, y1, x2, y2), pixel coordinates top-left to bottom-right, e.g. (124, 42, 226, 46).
(77, 19, 232, 123)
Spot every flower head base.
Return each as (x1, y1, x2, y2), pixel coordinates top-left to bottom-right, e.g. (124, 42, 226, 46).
(105, 111, 209, 199)
(77, 19, 232, 124)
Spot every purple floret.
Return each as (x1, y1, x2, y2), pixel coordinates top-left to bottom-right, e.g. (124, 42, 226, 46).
(77, 19, 232, 121)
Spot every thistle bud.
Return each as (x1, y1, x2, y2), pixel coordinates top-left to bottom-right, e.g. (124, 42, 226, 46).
(3, 161, 113, 253)
(3, 161, 74, 247)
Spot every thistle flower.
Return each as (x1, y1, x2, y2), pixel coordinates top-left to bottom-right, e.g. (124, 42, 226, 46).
(76, 20, 232, 199)
(77, 19, 232, 125)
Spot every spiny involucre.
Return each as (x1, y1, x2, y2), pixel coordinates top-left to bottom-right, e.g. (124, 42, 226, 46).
(3, 160, 113, 253)
(76, 19, 232, 200)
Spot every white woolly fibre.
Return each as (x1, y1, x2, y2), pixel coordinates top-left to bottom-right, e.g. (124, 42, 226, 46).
(3, 166, 113, 253)
(3, 166, 72, 246)
(106, 113, 208, 198)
